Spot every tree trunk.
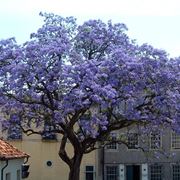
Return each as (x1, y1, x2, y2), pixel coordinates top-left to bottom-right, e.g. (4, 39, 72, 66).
(68, 153, 83, 180)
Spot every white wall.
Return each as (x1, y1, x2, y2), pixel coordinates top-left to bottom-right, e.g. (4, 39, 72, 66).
(0, 158, 24, 180)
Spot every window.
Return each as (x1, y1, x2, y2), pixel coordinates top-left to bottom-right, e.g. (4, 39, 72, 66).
(17, 170, 20, 180)
(171, 132, 180, 149)
(106, 133, 117, 150)
(150, 164, 162, 180)
(106, 166, 118, 180)
(7, 125, 22, 140)
(85, 166, 95, 180)
(150, 132, 161, 149)
(127, 133, 138, 149)
(172, 164, 180, 180)
(6, 173, 11, 180)
(2, 114, 22, 140)
(42, 122, 57, 140)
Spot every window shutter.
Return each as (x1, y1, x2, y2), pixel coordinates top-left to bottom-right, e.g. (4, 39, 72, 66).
(142, 164, 148, 180)
(119, 164, 125, 180)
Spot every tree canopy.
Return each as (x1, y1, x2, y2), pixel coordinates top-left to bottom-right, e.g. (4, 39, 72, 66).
(0, 12, 179, 180)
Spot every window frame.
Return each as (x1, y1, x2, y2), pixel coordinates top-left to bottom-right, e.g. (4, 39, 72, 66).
(7, 125, 22, 140)
(17, 169, 20, 180)
(127, 133, 139, 150)
(106, 133, 118, 150)
(150, 132, 162, 150)
(106, 165, 119, 180)
(171, 132, 180, 150)
(85, 165, 95, 180)
(41, 123, 57, 141)
(150, 164, 163, 180)
(172, 164, 180, 180)
(5, 172, 11, 180)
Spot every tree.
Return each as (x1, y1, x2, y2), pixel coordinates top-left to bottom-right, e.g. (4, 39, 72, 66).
(0, 13, 179, 180)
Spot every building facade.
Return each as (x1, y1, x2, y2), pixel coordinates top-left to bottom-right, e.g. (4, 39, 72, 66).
(102, 128, 180, 180)
(1, 132, 97, 180)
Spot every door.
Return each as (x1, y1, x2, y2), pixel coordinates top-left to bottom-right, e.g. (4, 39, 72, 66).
(126, 165, 140, 180)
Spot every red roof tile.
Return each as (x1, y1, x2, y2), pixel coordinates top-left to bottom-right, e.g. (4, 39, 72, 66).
(0, 139, 29, 160)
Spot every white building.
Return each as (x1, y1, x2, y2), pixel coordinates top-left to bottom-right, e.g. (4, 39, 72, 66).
(0, 139, 29, 180)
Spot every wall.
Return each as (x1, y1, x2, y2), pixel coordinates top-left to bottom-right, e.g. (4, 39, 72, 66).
(9, 135, 97, 180)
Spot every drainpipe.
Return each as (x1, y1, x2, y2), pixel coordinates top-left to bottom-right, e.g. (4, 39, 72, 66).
(1, 160, 8, 180)
(102, 147, 105, 180)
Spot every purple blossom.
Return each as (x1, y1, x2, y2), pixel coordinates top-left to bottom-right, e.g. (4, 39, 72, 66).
(0, 13, 179, 177)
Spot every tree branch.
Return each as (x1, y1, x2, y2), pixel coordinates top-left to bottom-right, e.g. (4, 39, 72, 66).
(58, 134, 72, 168)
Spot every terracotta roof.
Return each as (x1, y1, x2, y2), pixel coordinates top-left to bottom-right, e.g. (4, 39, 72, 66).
(0, 139, 29, 160)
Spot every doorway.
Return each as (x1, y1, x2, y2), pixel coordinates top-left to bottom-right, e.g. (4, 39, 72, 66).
(126, 165, 140, 180)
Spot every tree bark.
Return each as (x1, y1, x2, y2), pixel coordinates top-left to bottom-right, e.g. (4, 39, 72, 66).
(68, 153, 83, 180)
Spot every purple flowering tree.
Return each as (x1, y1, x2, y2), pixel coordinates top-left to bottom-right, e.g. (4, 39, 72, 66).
(0, 13, 179, 180)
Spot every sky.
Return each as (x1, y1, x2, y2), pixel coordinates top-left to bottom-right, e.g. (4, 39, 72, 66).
(0, 0, 180, 57)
